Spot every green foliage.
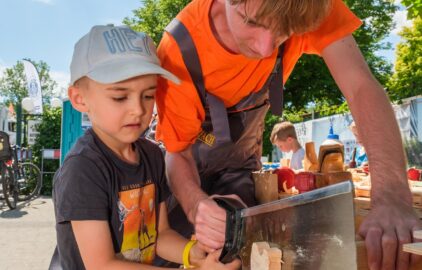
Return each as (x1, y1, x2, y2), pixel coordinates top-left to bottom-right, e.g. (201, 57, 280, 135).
(402, 0, 422, 19)
(124, 0, 191, 44)
(388, 17, 422, 101)
(31, 107, 62, 196)
(285, 0, 396, 112)
(0, 60, 57, 107)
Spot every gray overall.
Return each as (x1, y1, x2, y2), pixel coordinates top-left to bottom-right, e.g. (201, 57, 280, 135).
(165, 19, 284, 239)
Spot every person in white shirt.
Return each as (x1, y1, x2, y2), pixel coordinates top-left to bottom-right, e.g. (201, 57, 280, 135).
(270, 121, 305, 170)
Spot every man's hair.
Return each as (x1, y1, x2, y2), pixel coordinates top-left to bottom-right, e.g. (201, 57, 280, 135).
(270, 121, 297, 143)
(230, 0, 333, 36)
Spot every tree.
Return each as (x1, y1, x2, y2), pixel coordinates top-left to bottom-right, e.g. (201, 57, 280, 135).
(402, 0, 422, 19)
(284, 0, 397, 112)
(0, 60, 57, 106)
(31, 107, 62, 195)
(124, 0, 191, 44)
(388, 17, 422, 101)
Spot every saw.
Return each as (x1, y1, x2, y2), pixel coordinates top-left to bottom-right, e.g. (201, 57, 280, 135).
(215, 181, 357, 269)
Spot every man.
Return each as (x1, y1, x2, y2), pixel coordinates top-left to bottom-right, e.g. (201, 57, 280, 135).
(156, 0, 422, 269)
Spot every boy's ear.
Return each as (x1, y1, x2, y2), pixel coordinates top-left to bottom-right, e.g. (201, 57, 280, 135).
(68, 85, 88, 113)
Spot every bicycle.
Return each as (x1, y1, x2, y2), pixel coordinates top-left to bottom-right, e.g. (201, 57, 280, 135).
(0, 131, 42, 210)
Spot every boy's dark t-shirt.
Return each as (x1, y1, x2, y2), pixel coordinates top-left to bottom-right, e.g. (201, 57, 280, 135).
(53, 129, 170, 269)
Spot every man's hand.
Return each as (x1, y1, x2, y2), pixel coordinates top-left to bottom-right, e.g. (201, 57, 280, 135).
(359, 201, 422, 270)
(193, 197, 227, 251)
(193, 194, 246, 252)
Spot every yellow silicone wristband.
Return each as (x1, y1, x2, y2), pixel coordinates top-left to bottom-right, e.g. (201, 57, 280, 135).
(183, 240, 197, 269)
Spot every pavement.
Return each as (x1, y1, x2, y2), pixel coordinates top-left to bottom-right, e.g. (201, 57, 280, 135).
(0, 196, 56, 270)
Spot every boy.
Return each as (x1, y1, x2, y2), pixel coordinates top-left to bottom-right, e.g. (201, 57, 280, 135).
(52, 25, 240, 270)
(270, 121, 304, 170)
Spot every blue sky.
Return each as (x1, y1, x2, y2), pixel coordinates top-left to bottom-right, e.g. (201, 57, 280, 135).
(0, 0, 142, 95)
(0, 0, 412, 97)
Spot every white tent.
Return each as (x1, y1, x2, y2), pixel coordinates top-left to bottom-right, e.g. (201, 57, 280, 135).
(273, 95, 422, 165)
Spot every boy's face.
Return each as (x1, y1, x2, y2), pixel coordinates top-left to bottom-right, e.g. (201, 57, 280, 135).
(224, 0, 289, 58)
(70, 75, 157, 147)
(274, 137, 293, 153)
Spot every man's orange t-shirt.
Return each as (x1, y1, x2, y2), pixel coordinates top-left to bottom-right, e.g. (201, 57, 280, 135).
(156, 0, 362, 153)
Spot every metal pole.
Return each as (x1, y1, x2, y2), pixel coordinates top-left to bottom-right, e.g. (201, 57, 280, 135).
(16, 103, 22, 147)
(41, 147, 44, 187)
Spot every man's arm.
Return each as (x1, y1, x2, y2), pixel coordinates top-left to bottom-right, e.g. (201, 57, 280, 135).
(165, 145, 227, 250)
(322, 35, 422, 270)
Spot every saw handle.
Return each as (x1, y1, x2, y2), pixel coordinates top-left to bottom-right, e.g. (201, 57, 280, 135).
(213, 196, 246, 263)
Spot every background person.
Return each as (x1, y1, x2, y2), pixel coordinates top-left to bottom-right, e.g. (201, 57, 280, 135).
(349, 121, 368, 167)
(270, 121, 305, 170)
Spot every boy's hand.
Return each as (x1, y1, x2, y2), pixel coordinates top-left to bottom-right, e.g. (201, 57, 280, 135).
(189, 241, 206, 267)
(198, 249, 241, 270)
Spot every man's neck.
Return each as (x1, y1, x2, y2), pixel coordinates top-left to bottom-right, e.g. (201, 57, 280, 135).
(209, 0, 239, 54)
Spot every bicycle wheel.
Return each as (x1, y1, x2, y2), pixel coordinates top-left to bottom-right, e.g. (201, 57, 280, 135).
(2, 165, 18, 210)
(17, 162, 42, 201)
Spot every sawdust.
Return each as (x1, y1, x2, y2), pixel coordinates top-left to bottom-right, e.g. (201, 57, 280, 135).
(295, 246, 305, 258)
(331, 235, 344, 247)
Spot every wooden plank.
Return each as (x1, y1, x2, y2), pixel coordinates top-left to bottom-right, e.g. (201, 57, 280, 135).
(414, 230, 422, 239)
(403, 242, 422, 256)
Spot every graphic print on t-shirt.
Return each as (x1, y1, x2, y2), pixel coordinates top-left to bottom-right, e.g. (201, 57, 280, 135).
(117, 183, 157, 264)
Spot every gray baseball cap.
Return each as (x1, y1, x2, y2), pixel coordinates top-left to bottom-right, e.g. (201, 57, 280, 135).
(70, 25, 180, 85)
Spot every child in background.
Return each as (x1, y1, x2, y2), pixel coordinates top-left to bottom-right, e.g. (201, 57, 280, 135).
(349, 121, 368, 167)
(270, 121, 305, 170)
(52, 25, 240, 270)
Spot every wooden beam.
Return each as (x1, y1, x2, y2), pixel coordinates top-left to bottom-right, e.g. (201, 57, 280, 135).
(413, 230, 422, 239)
(403, 242, 422, 256)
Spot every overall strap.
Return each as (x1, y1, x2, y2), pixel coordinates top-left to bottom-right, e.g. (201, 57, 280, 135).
(165, 18, 231, 143)
(165, 19, 206, 107)
(268, 45, 284, 116)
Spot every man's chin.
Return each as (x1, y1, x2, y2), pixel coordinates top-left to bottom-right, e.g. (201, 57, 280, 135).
(242, 51, 263, 59)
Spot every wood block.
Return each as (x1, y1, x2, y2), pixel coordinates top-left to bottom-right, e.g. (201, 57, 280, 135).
(268, 248, 282, 270)
(253, 172, 279, 204)
(318, 144, 344, 172)
(303, 142, 318, 172)
(414, 230, 422, 239)
(320, 152, 344, 173)
(325, 171, 352, 185)
(403, 242, 422, 255)
(354, 187, 370, 198)
(250, 242, 282, 270)
(354, 197, 371, 229)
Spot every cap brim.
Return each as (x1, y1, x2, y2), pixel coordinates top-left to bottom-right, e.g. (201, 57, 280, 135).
(87, 57, 181, 85)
